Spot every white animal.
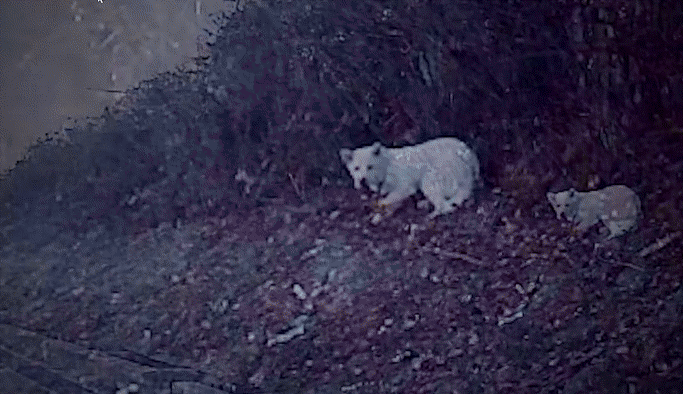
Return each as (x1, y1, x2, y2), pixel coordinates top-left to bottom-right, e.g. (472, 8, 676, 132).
(547, 185, 641, 239)
(339, 137, 479, 221)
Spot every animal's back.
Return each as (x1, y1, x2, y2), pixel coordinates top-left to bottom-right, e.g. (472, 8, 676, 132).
(581, 185, 640, 220)
(384, 138, 479, 179)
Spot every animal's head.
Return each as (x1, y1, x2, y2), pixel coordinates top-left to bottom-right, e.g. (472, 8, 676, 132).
(339, 142, 390, 192)
(547, 188, 579, 219)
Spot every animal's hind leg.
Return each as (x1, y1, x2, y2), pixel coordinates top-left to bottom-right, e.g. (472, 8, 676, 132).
(427, 199, 450, 219)
(445, 185, 470, 208)
(422, 174, 451, 219)
(605, 219, 633, 239)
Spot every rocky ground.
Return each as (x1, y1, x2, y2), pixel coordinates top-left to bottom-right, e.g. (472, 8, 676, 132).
(1, 184, 681, 393)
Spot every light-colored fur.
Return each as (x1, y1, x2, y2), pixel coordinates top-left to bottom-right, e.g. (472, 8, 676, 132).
(340, 137, 479, 221)
(547, 185, 641, 239)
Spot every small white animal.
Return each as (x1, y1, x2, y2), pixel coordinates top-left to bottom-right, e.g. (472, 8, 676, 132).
(547, 185, 641, 239)
(339, 137, 479, 221)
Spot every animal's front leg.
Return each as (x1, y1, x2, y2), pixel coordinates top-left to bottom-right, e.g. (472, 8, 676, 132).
(573, 216, 598, 234)
(370, 188, 413, 224)
(379, 188, 412, 207)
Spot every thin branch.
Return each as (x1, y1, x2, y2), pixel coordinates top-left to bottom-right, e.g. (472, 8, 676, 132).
(429, 247, 485, 266)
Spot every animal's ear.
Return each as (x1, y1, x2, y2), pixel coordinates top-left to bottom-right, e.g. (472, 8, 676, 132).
(568, 188, 576, 197)
(339, 149, 353, 164)
(546, 192, 554, 201)
(371, 142, 382, 156)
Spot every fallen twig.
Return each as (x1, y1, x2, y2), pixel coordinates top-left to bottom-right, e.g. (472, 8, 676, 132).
(613, 261, 645, 271)
(288, 172, 306, 201)
(430, 247, 485, 266)
(639, 231, 681, 257)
